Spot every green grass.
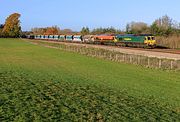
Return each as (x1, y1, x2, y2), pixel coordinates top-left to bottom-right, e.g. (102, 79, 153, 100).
(0, 38, 180, 121)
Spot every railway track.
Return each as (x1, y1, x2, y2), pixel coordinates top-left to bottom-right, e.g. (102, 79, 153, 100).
(26, 39, 180, 60)
(115, 46, 180, 55)
(35, 39, 180, 54)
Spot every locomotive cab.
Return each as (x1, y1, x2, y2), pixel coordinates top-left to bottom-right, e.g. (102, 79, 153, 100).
(144, 36, 156, 46)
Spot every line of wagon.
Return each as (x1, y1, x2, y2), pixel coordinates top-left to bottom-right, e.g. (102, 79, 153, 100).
(27, 34, 156, 48)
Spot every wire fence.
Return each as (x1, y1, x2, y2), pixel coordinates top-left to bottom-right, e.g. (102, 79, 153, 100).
(40, 42, 180, 70)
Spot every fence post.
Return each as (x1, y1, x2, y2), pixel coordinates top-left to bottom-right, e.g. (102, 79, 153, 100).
(80, 47, 81, 53)
(147, 57, 150, 67)
(103, 52, 105, 58)
(170, 60, 173, 70)
(138, 56, 140, 64)
(123, 54, 125, 62)
(115, 54, 118, 61)
(159, 59, 162, 68)
(110, 53, 112, 60)
(130, 55, 132, 63)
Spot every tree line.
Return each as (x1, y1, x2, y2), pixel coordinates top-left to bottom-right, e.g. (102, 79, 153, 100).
(30, 27, 77, 35)
(29, 15, 180, 37)
(126, 15, 180, 36)
(80, 15, 180, 36)
(1, 13, 180, 37)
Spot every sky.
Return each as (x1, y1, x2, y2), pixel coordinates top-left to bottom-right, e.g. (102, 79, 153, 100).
(1, 0, 180, 31)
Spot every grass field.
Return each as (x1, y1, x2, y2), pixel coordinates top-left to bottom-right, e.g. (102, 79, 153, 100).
(0, 38, 180, 121)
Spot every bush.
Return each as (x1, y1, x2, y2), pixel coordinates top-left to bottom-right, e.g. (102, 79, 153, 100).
(156, 36, 180, 49)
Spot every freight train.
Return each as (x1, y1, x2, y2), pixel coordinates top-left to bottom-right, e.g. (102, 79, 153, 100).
(27, 34, 156, 48)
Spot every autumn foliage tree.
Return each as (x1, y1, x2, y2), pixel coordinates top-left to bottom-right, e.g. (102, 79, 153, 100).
(31, 26, 60, 35)
(44, 26, 60, 35)
(2, 13, 21, 38)
(31, 28, 47, 35)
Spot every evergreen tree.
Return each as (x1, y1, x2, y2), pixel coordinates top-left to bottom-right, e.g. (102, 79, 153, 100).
(80, 27, 90, 35)
(0, 24, 4, 37)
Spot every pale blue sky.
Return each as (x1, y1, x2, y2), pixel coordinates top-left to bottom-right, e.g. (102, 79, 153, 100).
(1, 0, 180, 31)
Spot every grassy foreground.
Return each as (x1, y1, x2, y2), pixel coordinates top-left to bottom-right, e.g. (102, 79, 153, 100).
(0, 38, 180, 121)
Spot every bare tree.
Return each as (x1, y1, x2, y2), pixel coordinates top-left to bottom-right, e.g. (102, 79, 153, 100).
(128, 22, 150, 34)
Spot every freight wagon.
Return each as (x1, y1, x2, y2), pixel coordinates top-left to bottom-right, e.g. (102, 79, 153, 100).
(94, 35, 116, 44)
(66, 35, 73, 41)
(73, 35, 83, 42)
(59, 35, 66, 41)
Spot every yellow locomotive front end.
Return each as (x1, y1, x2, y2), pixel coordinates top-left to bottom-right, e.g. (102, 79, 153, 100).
(144, 36, 156, 47)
